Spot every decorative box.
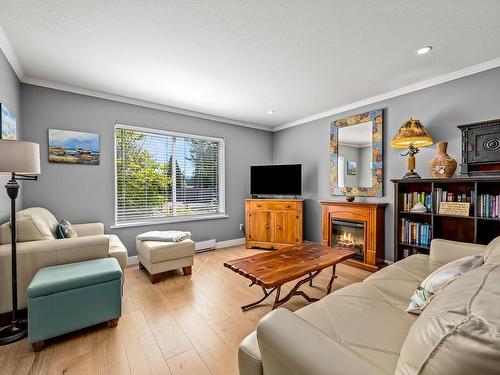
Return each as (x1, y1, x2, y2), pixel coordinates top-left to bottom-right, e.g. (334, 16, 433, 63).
(458, 119, 500, 176)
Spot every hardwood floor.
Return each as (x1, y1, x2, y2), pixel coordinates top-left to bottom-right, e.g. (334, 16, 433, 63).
(0, 245, 371, 375)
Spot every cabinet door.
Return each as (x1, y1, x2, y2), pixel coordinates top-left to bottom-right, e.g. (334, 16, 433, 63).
(274, 211, 298, 244)
(247, 211, 273, 243)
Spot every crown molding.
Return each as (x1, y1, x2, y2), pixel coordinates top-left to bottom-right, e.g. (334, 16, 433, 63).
(22, 77, 272, 131)
(0, 24, 24, 79)
(272, 57, 500, 132)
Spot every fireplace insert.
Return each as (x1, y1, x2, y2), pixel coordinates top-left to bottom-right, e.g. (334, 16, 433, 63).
(331, 219, 365, 261)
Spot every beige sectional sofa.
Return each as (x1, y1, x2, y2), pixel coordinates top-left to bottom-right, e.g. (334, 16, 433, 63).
(0, 207, 128, 314)
(239, 237, 500, 375)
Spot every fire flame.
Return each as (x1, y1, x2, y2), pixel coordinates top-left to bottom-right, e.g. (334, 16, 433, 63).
(341, 231, 353, 243)
(337, 231, 362, 249)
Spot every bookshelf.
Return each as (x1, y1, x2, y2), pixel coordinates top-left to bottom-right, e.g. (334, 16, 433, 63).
(392, 177, 500, 261)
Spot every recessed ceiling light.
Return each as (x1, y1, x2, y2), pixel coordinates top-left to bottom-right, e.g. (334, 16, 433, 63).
(266, 110, 275, 115)
(416, 46, 432, 55)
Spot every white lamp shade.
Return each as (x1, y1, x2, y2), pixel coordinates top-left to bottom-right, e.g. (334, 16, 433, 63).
(0, 140, 41, 175)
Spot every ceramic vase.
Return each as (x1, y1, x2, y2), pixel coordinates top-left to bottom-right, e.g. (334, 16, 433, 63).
(428, 142, 457, 178)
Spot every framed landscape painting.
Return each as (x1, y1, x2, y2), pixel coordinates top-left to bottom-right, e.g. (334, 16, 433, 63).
(48, 129, 100, 165)
(347, 161, 357, 175)
(1, 104, 17, 140)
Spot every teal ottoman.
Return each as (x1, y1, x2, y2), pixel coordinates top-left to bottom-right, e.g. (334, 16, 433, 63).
(27, 258, 122, 351)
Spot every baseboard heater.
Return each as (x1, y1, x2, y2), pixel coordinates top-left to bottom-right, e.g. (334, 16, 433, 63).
(195, 239, 216, 253)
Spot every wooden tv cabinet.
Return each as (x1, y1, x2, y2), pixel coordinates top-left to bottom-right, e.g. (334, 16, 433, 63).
(245, 198, 303, 249)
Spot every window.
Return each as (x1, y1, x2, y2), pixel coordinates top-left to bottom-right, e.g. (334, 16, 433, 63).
(115, 124, 225, 226)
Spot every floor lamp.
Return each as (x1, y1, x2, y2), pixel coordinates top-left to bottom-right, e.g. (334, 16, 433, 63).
(0, 140, 40, 345)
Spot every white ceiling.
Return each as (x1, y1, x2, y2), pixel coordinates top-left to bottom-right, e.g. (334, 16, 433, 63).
(1, 1, 500, 131)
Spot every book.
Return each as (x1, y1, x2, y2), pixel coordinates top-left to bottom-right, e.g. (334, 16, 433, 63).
(400, 218, 432, 247)
(478, 194, 500, 218)
(402, 192, 432, 212)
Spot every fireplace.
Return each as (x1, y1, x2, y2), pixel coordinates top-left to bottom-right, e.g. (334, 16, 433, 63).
(320, 201, 387, 271)
(331, 220, 365, 261)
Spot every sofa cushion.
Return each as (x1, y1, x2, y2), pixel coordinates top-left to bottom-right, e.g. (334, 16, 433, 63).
(16, 207, 59, 242)
(287, 254, 436, 374)
(407, 254, 484, 314)
(363, 254, 439, 312)
(295, 281, 420, 374)
(484, 236, 500, 265)
(396, 263, 500, 375)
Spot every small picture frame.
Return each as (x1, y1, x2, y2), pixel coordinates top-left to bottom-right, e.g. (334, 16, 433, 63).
(347, 161, 357, 176)
(1, 104, 17, 140)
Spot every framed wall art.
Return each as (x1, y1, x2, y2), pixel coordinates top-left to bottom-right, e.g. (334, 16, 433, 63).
(329, 109, 383, 197)
(1, 104, 17, 140)
(48, 129, 100, 165)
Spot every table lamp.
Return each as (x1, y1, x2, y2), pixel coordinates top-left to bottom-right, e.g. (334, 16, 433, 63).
(0, 140, 40, 345)
(391, 118, 433, 179)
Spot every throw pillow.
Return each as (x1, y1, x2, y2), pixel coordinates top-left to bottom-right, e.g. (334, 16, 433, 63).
(407, 254, 484, 314)
(56, 220, 78, 239)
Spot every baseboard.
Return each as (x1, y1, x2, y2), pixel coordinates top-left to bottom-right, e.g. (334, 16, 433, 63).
(127, 238, 245, 264)
(384, 259, 394, 265)
(215, 238, 245, 249)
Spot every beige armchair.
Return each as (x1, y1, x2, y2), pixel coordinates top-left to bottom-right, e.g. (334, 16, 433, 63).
(0, 207, 128, 314)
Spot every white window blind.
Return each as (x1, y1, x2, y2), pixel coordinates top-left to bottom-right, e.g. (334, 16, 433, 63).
(115, 125, 225, 225)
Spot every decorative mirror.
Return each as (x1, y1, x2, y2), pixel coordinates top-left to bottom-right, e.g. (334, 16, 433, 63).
(329, 109, 383, 197)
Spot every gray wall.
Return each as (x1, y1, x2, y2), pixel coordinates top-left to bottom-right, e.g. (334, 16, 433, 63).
(21, 84, 273, 255)
(0, 50, 21, 222)
(273, 67, 500, 261)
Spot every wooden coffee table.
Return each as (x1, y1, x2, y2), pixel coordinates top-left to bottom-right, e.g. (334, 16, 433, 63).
(224, 243, 356, 311)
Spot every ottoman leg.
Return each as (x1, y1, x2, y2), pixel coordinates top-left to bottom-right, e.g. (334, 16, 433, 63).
(107, 318, 120, 328)
(151, 274, 161, 284)
(182, 266, 192, 275)
(138, 262, 145, 270)
(33, 341, 45, 352)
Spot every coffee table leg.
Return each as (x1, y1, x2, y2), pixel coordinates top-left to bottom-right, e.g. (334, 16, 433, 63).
(241, 286, 277, 311)
(326, 264, 337, 295)
(241, 267, 335, 311)
(272, 270, 321, 309)
(272, 286, 282, 309)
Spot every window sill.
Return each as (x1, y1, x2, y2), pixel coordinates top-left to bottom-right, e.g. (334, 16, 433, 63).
(111, 213, 229, 229)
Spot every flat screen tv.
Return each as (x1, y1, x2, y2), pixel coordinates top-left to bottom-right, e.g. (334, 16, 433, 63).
(250, 164, 302, 196)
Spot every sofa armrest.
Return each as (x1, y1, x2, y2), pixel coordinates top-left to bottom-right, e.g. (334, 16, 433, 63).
(72, 222, 105, 236)
(429, 239, 487, 266)
(256, 308, 386, 375)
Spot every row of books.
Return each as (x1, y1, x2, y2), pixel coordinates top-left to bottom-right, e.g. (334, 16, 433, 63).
(400, 219, 432, 247)
(434, 188, 472, 211)
(478, 194, 500, 218)
(401, 192, 432, 212)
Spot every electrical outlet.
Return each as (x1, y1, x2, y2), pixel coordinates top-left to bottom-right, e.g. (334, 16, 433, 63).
(239, 224, 245, 231)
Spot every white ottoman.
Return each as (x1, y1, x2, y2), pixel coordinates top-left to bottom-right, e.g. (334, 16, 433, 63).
(136, 238, 195, 283)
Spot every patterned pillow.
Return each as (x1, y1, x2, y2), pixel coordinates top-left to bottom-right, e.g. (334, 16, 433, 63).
(56, 220, 78, 239)
(407, 254, 484, 314)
